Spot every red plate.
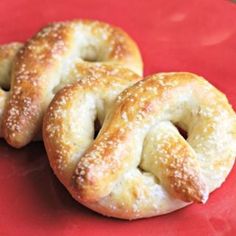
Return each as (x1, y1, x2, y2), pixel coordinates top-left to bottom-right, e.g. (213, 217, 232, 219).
(0, 0, 236, 235)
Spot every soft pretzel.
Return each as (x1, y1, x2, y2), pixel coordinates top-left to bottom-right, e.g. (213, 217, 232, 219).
(43, 72, 236, 219)
(1, 19, 143, 148)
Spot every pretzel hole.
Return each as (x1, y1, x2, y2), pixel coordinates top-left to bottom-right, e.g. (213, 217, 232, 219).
(80, 45, 101, 62)
(94, 117, 101, 139)
(175, 124, 188, 139)
(138, 168, 161, 185)
(0, 85, 10, 92)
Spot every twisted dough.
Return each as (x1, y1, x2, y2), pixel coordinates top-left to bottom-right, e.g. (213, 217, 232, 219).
(44, 72, 236, 219)
(0, 20, 142, 147)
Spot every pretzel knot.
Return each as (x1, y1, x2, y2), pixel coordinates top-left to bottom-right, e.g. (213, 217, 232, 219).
(44, 72, 236, 219)
(0, 20, 142, 147)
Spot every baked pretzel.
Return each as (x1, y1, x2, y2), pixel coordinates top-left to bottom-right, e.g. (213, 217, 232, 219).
(0, 20, 143, 148)
(43, 72, 236, 219)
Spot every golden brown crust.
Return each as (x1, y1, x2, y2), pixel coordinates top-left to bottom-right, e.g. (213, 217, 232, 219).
(0, 43, 23, 136)
(0, 42, 23, 60)
(43, 72, 236, 219)
(0, 42, 23, 90)
(1, 20, 143, 148)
